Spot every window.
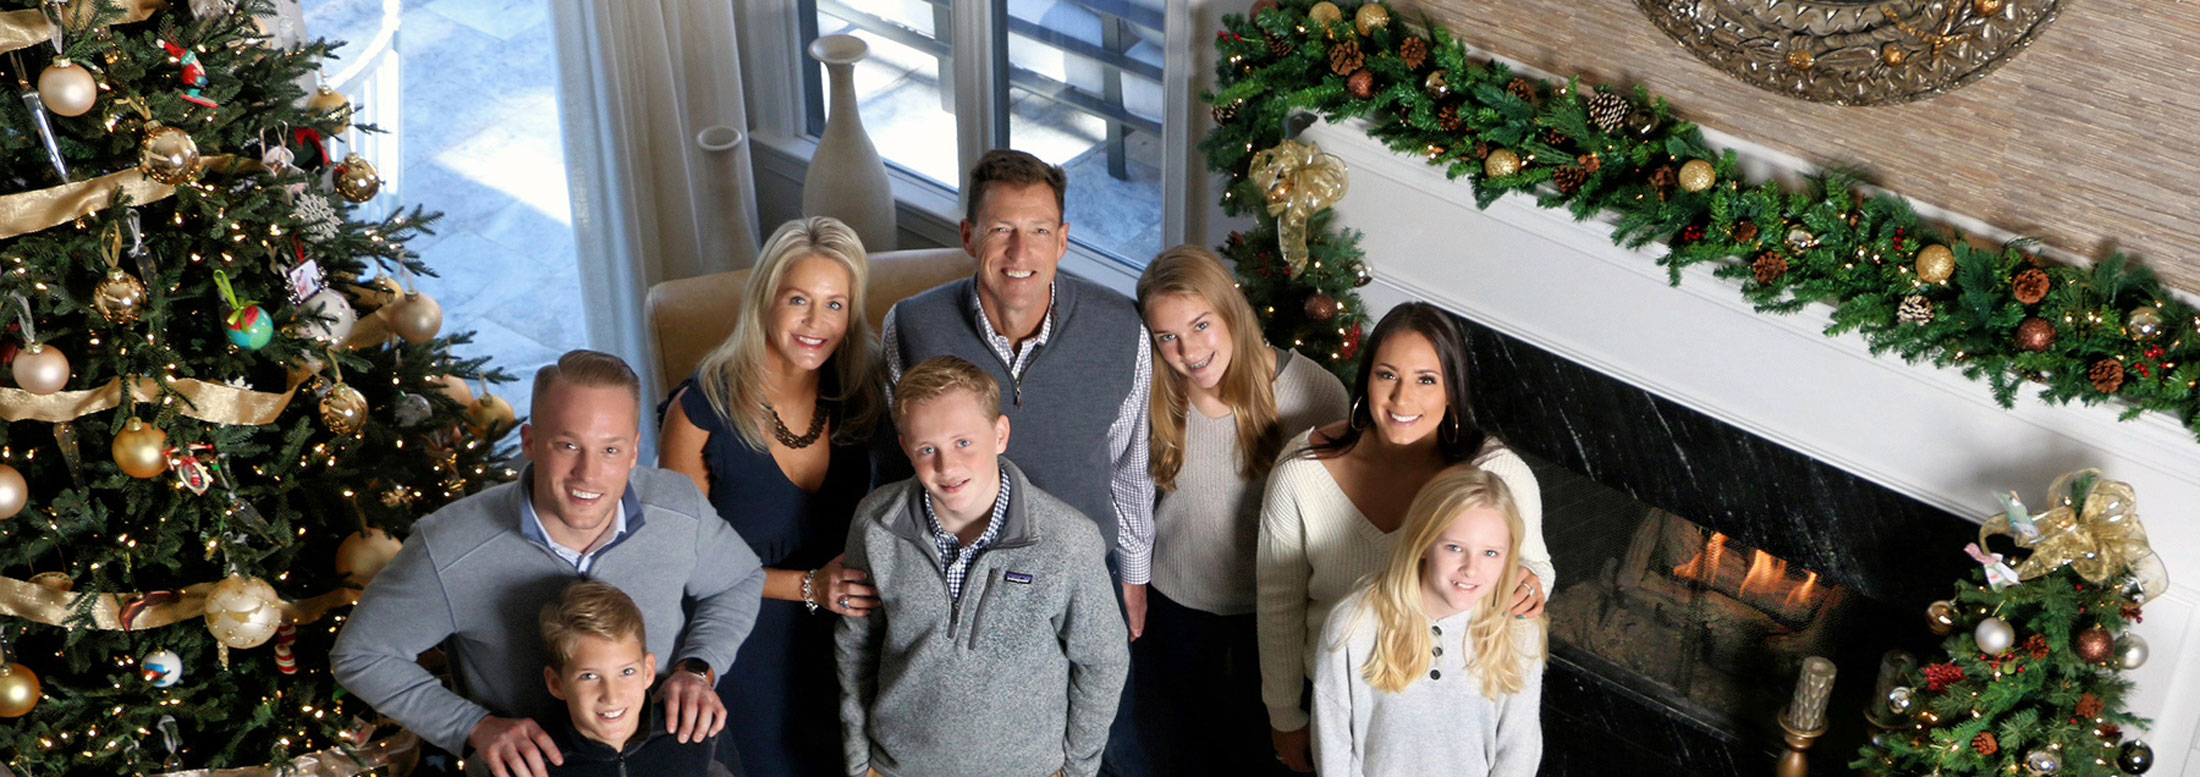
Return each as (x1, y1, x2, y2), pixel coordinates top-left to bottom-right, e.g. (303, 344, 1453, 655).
(797, 0, 1177, 267)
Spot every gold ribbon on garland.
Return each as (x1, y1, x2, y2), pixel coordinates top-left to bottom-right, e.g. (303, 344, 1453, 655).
(0, 155, 248, 240)
(0, 574, 359, 631)
(1978, 468, 2171, 601)
(151, 731, 420, 777)
(1249, 138, 1349, 276)
(0, 0, 168, 56)
(0, 375, 306, 425)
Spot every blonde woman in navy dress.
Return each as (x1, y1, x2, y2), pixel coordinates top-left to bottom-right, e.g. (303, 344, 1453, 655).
(659, 216, 890, 777)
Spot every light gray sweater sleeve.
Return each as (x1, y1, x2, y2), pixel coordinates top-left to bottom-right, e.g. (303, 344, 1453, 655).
(1060, 526, 1132, 777)
(329, 537, 487, 754)
(835, 517, 883, 777)
(1492, 634, 1548, 777)
(675, 486, 767, 674)
(1478, 451, 1556, 590)
(1311, 599, 1361, 777)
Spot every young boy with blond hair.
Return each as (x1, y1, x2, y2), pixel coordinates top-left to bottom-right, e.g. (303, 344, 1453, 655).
(538, 580, 727, 776)
(836, 356, 1129, 777)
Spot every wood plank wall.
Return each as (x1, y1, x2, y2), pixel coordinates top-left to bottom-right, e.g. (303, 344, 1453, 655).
(1398, 0, 2200, 296)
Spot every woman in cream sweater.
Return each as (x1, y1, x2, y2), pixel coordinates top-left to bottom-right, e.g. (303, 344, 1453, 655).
(1256, 302, 1553, 772)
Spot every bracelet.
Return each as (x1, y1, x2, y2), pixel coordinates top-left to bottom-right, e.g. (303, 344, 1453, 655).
(800, 568, 820, 614)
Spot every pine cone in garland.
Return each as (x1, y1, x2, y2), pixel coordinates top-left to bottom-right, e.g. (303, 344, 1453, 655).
(1897, 295, 1934, 324)
(2076, 693, 2105, 719)
(1211, 100, 1241, 125)
(1347, 69, 1377, 99)
(1330, 40, 1364, 75)
(1267, 32, 1295, 58)
(1437, 102, 1468, 132)
(1506, 77, 1537, 103)
(1473, 141, 1491, 160)
(2090, 359, 2125, 393)
(2099, 723, 2124, 744)
(2012, 268, 2051, 305)
(1973, 732, 1999, 756)
(1577, 153, 1602, 173)
(1553, 166, 1587, 195)
(1587, 90, 1631, 134)
(2024, 634, 2050, 659)
(1752, 253, 1789, 285)
(1649, 164, 1678, 201)
(1731, 222, 1760, 243)
(1399, 36, 1429, 70)
(1542, 128, 1568, 148)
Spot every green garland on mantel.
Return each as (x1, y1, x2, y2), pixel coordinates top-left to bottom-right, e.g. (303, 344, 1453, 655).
(1202, 0, 2200, 444)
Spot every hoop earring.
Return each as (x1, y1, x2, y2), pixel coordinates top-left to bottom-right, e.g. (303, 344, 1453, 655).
(1349, 396, 1369, 431)
(1439, 407, 1461, 446)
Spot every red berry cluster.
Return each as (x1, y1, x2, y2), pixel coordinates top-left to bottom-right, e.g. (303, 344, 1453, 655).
(1924, 662, 1966, 693)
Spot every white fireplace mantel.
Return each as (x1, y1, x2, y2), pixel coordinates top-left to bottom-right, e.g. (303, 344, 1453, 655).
(1299, 117, 2200, 773)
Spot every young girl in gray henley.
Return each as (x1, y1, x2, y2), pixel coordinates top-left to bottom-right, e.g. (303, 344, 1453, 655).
(1312, 466, 1546, 777)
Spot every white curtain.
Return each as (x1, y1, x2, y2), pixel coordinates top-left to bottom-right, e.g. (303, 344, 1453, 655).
(551, 0, 761, 411)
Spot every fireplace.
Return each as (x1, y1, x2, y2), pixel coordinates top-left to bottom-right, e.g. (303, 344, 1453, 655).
(1451, 314, 1978, 776)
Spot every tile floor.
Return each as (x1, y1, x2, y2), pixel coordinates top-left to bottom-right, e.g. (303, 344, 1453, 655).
(305, 0, 583, 428)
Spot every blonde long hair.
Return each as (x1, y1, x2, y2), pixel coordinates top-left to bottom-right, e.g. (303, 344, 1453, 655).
(693, 217, 884, 450)
(1359, 466, 1547, 698)
(1135, 244, 1282, 491)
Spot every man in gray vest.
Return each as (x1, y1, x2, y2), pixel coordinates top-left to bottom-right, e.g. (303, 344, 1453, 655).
(879, 149, 1155, 774)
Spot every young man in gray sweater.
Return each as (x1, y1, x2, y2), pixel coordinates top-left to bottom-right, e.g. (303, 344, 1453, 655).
(837, 357, 1129, 777)
(331, 351, 765, 777)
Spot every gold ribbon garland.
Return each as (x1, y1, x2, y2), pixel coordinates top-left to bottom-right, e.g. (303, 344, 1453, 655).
(0, 155, 249, 240)
(1249, 138, 1349, 276)
(0, 0, 168, 56)
(1979, 468, 2171, 601)
(150, 731, 419, 777)
(0, 375, 305, 425)
(0, 574, 358, 631)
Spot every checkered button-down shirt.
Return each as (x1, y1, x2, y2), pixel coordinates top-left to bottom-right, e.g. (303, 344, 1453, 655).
(920, 469, 1014, 601)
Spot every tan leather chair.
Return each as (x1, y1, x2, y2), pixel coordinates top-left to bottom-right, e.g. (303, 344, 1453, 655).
(644, 247, 970, 390)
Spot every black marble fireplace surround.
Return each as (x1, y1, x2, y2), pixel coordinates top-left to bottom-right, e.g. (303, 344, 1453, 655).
(1446, 314, 1984, 777)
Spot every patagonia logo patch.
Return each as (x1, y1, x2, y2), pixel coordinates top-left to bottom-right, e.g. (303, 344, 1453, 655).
(1004, 571, 1034, 585)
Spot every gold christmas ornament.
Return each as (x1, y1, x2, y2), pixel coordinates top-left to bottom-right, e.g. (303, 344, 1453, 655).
(1677, 159, 1716, 192)
(1248, 139, 1349, 277)
(112, 417, 169, 479)
(1978, 468, 2169, 601)
(349, 275, 405, 309)
(433, 374, 476, 407)
(1881, 45, 1909, 67)
(334, 154, 382, 203)
(336, 529, 404, 586)
(1914, 244, 1956, 283)
(28, 571, 72, 591)
(12, 342, 70, 395)
(1423, 70, 1450, 99)
(2126, 306, 2165, 341)
(320, 383, 370, 435)
(1307, 1, 1343, 25)
(139, 122, 204, 184)
(37, 59, 99, 118)
(1483, 148, 1522, 178)
(306, 86, 352, 130)
(94, 270, 149, 324)
(468, 394, 516, 439)
(1926, 600, 1957, 635)
(1973, 0, 2005, 14)
(204, 575, 283, 649)
(0, 662, 39, 718)
(0, 463, 24, 519)
(1353, 3, 1390, 35)
(389, 291, 445, 344)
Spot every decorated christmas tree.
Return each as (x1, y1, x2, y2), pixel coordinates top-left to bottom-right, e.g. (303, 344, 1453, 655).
(0, 0, 516, 772)
(1854, 470, 2167, 777)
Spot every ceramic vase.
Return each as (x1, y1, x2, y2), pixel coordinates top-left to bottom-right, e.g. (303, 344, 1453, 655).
(802, 34, 897, 251)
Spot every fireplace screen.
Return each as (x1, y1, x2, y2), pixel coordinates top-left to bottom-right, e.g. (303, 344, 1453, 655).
(1537, 453, 1852, 744)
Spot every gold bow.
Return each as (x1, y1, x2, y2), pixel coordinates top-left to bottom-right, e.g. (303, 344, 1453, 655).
(1249, 139, 1348, 276)
(1979, 468, 2170, 601)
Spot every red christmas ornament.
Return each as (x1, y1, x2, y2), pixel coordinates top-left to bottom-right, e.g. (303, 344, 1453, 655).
(1923, 662, 1966, 692)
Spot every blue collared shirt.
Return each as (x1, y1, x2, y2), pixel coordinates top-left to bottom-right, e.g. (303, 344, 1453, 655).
(519, 492, 630, 575)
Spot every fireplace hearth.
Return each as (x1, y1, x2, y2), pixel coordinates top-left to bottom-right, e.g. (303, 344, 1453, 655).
(1447, 314, 1982, 776)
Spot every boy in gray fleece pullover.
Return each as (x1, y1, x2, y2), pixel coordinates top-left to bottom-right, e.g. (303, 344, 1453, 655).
(837, 357, 1128, 777)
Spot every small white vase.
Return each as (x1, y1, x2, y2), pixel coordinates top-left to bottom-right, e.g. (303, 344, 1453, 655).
(803, 34, 898, 252)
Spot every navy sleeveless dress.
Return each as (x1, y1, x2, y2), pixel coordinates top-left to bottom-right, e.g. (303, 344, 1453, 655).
(674, 375, 874, 777)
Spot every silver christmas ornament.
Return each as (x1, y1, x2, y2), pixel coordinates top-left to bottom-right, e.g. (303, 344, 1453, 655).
(1973, 615, 2015, 655)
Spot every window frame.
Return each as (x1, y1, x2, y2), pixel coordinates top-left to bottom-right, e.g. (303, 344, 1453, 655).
(735, 0, 1213, 290)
